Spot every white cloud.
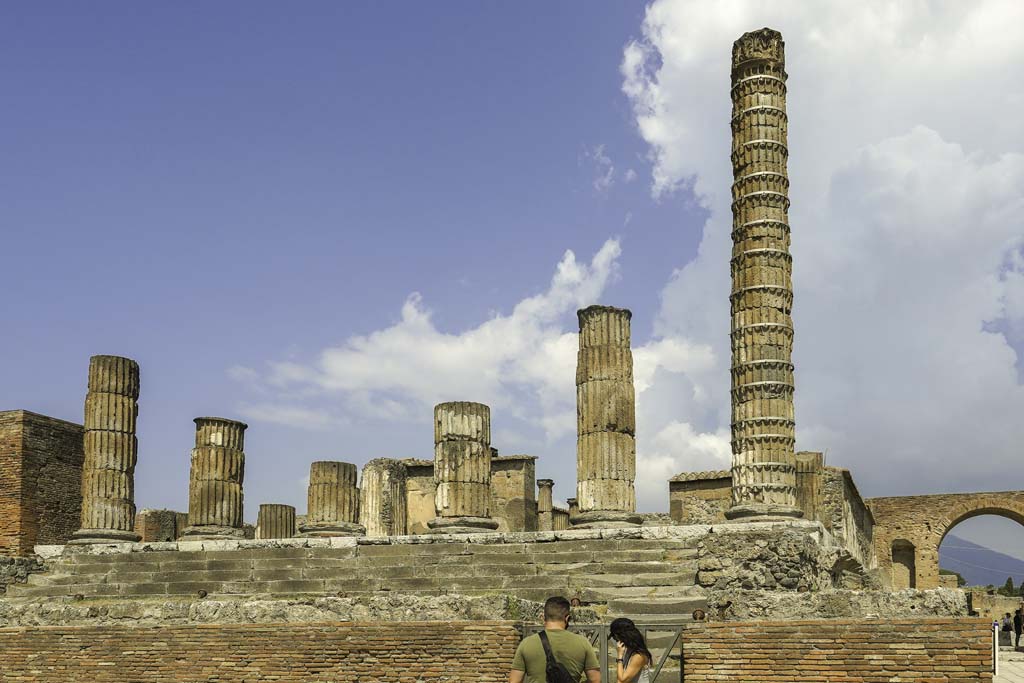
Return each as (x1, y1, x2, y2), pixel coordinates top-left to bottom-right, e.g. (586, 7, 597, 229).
(622, 0, 1024, 502)
(236, 239, 623, 443)
(585, 144, 616, 193)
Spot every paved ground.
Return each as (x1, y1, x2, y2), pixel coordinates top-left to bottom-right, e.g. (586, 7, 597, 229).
(998, 649, 1024, 682)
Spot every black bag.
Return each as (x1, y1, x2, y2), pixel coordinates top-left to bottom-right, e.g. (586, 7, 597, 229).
(538, 631, 576, 683)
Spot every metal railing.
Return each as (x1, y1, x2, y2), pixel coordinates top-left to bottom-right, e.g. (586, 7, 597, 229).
(523, 623, 688, 682)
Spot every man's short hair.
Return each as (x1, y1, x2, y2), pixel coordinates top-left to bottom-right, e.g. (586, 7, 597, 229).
(543, 596, 571, 622)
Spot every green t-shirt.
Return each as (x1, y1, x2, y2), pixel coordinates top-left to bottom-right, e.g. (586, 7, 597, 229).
(511, 629, 599, 682)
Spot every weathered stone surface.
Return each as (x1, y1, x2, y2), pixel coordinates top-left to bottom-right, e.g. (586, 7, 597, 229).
(134, 509, 187, 542)
(256, 504, 296, 540)
(72, 356, 141, 544)
(0, 593, 599, 627)
(0, 556, 45, 595)
(182, 418, 247, 539)
(705, 588, 967, 622)
(574, 306, 639, 527)
(301, 461, 364, 537)
(727, 29, 801, 520)
(360, 459, 408, 537)
(429, 402, 497, 533)
(695, 521, 837, 591)
(489, 455, 537, 533)
(536, 479, 554, 532)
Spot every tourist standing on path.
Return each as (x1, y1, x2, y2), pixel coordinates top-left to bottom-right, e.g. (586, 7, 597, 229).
(1014, 608, 1022, 649)
(510, 596, 600, 683)
(610, 618, 652, 683)
(1004, 613, 1014, 633)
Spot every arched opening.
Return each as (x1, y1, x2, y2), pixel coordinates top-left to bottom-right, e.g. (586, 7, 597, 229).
(891, 539, 916, 589)
(938, 515, 1024, 613)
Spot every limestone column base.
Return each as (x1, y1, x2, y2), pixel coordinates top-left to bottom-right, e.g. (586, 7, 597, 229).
(68, 528, 141, 544)
(180, 524, 246, 540)
(724, 503, 803, 521)
(298, 521, 366, 537)
(427, 516, 499, 534)
(570, 510, 642, 529)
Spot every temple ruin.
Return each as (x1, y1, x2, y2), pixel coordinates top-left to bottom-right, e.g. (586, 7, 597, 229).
(0, 27, 1011, 683)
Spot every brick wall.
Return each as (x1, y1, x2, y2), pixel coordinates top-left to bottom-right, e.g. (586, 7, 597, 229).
(0, 412, 24, 555)
(0, 621, 520, 682)
(683, 618, 992, 682)
(0, 411, 84, 555)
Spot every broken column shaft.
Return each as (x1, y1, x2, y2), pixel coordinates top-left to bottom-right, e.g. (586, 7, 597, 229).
(537, 479, 554, 532)
(72, 355, 142, 543)
(300, 460, 364, 536)
(726, 27, 802, 519)
(256, 503, 296, 539)
(573, 306, 641, 528)
(182, 417, 247, 538)
(428, 401, 499, 533)
(359, 458, 408, 537)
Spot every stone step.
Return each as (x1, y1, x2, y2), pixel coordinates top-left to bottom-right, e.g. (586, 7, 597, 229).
(607, 597, 707, 615)
(579, 585, 703, 602)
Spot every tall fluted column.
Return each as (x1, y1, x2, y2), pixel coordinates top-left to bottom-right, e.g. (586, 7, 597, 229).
(300, 460, 364, 536)
(537, 479, 554, 532)
(359, 458, 408, 537)
(726, 28, 802, 519)
(573, 306, 641, 528)
(428, 401, 499, 533)
(71, 355, 142, 543)
(256, 503, 296, 539)
(182, 417, 247, 538)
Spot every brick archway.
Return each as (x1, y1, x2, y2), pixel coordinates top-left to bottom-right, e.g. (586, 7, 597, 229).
(868, 491, 1024, 589)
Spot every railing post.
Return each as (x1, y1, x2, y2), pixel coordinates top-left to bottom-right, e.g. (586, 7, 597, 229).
(993, 622, 999, 677)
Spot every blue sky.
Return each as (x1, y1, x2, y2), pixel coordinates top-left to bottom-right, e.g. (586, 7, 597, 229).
(3, 2, 1023, 557)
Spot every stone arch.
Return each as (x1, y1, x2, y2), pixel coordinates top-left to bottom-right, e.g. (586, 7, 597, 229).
(868, 491, 1024, 589)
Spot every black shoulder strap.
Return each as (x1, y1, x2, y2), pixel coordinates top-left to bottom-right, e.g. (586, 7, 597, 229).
(538, 631, 557, 665)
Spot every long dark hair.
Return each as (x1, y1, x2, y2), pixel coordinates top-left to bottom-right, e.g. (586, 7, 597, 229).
(610, 617, 652, 664)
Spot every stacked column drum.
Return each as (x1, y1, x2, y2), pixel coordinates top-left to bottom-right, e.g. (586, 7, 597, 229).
(726, 28, 801, 519)
(72, 355, 142, 543)
(256, 503, 296, 539)
(300, 461, 364, 536)
(428, 402, 499, 533)
(182, 417, 248, 538)
(359, 458, 408, 537)
(573, 306, 641, 528)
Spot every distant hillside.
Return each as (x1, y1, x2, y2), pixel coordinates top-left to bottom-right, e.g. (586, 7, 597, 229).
(939, 534, 1024, 588)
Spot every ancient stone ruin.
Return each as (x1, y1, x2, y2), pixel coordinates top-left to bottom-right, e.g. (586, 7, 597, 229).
(0, 27, 1010, 683)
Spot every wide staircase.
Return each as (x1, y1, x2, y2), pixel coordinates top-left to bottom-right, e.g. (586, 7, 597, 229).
(7, 535, 703, 682)
(7, 537, 704, 606)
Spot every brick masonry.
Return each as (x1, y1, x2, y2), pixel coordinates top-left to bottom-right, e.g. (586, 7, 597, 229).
(0, 617, 993, 681)
(0, 410, 84, 556)
(869, 492, 1024, 589)
(0, 621, 520, 682)
(683, 617, 993, 682)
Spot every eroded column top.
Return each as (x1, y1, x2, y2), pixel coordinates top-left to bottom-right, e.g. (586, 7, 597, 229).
(193, 417, 248, 450)
(88, 355, 140, 399)
(434, 401, 490, 444)
(731, 27, 785, 71)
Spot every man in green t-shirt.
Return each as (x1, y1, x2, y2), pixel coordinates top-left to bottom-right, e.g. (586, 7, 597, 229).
(510, 596, 601, 683)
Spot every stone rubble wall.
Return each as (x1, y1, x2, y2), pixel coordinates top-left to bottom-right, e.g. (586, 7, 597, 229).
(0, 557, 45, 595)
(0, 593, 599, 627)
(705, 587, 967, 621)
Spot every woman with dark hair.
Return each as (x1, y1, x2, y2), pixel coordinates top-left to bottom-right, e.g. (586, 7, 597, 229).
(610, 617, 653, 683)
